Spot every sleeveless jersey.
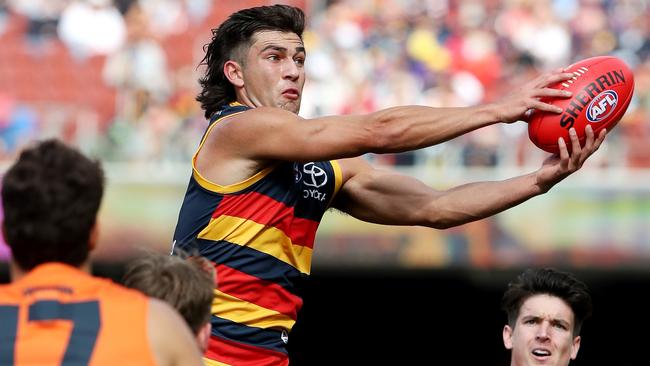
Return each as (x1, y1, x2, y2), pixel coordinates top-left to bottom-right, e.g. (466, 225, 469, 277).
(172, 103, 342, 366)
(0, 263, 156, 366)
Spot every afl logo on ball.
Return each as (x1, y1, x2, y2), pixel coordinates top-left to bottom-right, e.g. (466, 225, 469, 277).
(586, 90, 618, 123)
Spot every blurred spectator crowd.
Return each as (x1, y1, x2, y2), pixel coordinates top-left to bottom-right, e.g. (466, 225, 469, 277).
(0, 0, 649, 169)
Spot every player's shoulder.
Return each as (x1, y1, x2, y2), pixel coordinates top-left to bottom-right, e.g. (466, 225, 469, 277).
(208, 106, 299, 148)
(0, 265, 147, 305)
(147, 297, 204, 365)
(147, 297, 179, 318)
(146, 298, 196, 348)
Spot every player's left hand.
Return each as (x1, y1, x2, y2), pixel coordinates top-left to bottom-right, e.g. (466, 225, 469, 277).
(535, 125, 607, 192)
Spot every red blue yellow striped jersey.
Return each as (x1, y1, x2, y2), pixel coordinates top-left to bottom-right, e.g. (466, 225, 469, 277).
(172, 103, 342, 366)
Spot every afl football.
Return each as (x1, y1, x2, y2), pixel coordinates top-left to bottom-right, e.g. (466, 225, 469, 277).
(528, 56, 634, 154)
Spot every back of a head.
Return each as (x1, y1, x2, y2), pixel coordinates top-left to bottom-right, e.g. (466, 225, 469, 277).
(1, 139, 104, 271)
(123, 254, 215, 335)
(197, 4, 305, 119)
(501, 268, 593, 335)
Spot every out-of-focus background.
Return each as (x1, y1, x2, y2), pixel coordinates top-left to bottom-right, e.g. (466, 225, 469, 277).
(0, 0, 648, 364)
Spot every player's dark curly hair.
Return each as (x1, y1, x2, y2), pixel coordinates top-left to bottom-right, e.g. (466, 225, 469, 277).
(501, 268, 593, 336)
(2, 139, 104, 270)
(196, 4, 305, 119)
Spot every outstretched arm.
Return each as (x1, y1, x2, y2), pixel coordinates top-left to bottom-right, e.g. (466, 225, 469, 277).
(199, 70, 576, 186)
(212, 71, 575, 163)
(333, 126, 606, 229)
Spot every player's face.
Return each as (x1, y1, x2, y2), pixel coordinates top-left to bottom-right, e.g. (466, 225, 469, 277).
(503, 294, 580, 366)
(240, 30, 306, 113)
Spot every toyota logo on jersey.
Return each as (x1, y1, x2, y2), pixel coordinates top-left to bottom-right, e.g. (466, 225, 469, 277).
(302, 162, 328, 188)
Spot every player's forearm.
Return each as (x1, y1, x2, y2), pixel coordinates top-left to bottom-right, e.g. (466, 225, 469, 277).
(423, 173, 544, 229)
(337, 168, 540, 229)
(366, 104, 500, 153)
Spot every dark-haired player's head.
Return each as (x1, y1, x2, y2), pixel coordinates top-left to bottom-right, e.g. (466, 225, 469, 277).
(123, 253, 216, 352)
(501, 268, 593, 366)
(2, 139, 104, 272)
(197, 4, 305, 118)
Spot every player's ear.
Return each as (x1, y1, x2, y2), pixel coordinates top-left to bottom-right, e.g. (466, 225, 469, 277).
(224, 60, 244, 88)
(197, 322, 212, 353)
(503, 324, 514, 349)
(570, 335, 581, 360)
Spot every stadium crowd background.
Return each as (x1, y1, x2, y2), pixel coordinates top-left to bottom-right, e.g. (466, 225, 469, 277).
(0, 0, 649, 268)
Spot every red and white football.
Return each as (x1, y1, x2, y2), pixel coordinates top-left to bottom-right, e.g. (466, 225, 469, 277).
(528, 56, 634, 154)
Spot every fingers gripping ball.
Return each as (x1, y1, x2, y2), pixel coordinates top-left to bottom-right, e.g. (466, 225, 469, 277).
(528, 56, 635, 153)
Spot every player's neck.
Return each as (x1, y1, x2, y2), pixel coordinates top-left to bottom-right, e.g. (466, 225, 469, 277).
(236, 96, 256, 109)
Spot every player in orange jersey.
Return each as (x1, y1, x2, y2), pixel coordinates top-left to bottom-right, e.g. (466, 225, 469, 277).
(0, 139, 203, 365)
(123, 252, 216, 354)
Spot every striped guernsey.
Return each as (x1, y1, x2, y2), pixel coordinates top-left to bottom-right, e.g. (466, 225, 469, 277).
(173, 102, 342, 366)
